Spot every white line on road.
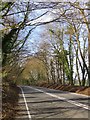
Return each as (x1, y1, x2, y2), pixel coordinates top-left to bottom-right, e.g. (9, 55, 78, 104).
(28, 86, 90, 111)
(47, 88, 89, 97)
(69, 92, 89, 97)
(19, 87, 31, 120)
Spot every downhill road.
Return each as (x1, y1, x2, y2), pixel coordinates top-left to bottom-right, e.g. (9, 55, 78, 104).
(15, 86, 90, 120)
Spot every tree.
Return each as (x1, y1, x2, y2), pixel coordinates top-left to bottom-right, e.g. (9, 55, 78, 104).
(69, 1, 90, 86)
(19, 57, 47, 85)
(1, 0, 90, 87)
(36, 41, 51, 83)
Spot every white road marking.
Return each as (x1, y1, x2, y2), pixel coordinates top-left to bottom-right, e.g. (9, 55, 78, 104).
(28, 86, 90, 111)
(70, 92, 89, 97)
(19, 87, 31, 120)
(47, 87, 89, 97)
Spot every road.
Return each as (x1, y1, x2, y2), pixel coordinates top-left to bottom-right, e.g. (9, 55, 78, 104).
(15, 86, 90, 120)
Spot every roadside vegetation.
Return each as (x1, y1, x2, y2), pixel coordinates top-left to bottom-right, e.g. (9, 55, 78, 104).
(2, 82, 19, 120)
(1, 1, 90, 119)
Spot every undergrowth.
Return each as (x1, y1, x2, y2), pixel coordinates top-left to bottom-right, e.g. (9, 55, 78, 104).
(2, 80, 20, 120)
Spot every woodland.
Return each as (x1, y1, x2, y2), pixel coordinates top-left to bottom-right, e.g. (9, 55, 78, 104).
(1, 1, 90, 119)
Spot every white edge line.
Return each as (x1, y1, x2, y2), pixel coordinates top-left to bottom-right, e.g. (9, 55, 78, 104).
(45, 87, 89, 98)
(19, 86, 31, 120)
(28, 86, 90, 111)
(70, 92, 90, 97)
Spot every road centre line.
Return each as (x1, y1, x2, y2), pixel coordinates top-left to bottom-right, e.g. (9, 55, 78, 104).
(28, 86, 90, 111)
(19, 87, 31, 120)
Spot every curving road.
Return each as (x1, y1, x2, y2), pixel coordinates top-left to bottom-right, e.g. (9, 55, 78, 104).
(15, 86, 90, 120)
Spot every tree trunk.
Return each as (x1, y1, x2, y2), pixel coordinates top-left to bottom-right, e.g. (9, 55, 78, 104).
(62, 62, 65, 85)
(50, 60, 55, 84)
(69, 34, 74, 85)
(88, 30, 90, 86)
(56, 58, 60, 84)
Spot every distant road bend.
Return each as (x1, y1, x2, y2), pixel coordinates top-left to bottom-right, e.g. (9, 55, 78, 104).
(15, 86, 90, 120)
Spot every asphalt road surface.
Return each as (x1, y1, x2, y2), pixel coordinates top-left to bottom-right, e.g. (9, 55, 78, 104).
(15, 86, 90, 120)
